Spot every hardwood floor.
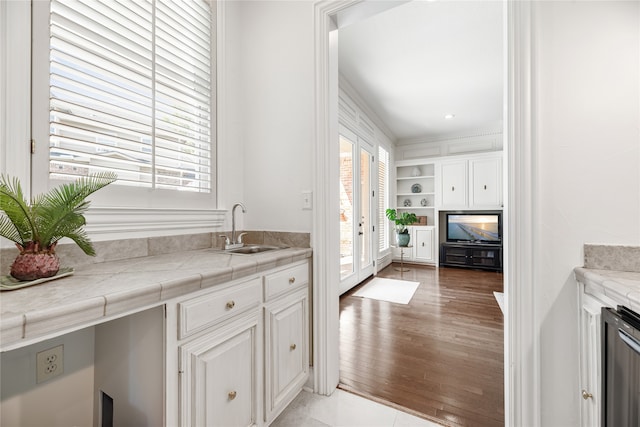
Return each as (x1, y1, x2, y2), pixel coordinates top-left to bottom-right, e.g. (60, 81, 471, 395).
(339, 264, 504, 427)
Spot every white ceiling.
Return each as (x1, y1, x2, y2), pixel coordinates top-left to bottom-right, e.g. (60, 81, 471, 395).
(338, 1, 504, 142)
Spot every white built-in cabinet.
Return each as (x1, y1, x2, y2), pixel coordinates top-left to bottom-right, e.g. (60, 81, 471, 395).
(440, 161, 467, 207)
(414, 227, 435, 262)
(469, 157, 502, 207)
(576, 281, 617, 427)
(391, 226, 436, 264)
(393, 152, 502, 266)
(264, 263, 310, 424)
(167, 260, 310, 427)
(437, 154, 503, 209)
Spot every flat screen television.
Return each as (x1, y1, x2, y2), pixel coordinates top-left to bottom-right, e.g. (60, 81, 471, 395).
(446, 212, 502, 244)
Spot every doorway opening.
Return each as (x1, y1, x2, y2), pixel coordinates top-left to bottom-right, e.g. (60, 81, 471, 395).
(316, 2, 510, 424)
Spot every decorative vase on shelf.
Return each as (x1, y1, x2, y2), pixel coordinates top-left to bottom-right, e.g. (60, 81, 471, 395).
(411, 166, 421, 177)
(396, 231, 410, 247)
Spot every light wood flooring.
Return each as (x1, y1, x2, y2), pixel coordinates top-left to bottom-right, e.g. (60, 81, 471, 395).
(339, 264, 504, 427)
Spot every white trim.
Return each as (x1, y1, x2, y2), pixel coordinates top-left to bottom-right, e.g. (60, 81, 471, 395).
(1, 0, 31, 189)
(505, 1, 537, 426)
(314, 1, 537, 425)
(84, 207, 225, 240)
(313, 0, 361, 396)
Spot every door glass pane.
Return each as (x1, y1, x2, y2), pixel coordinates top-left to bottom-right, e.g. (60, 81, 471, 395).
(339, 136, 354, 280)
(360, 148, 371, 268)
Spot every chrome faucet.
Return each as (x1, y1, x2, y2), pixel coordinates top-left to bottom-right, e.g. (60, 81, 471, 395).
(231, 202, 246, 245)
(219, 202, 247, 250)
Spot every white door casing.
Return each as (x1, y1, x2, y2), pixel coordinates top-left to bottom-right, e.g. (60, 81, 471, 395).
(313, 1, 537, 426)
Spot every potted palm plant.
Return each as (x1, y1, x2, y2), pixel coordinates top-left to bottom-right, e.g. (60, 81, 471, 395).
(0, 172, 117, 281)
(385, 209, 417, 247)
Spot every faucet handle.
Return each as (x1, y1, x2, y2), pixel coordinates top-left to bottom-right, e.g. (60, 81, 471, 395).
(237, 232, 248, 244)
(218, 235, 230, 245)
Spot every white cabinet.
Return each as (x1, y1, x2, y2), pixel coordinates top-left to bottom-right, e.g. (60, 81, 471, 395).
(264, 264, 310, 424)
(437, 154, 503, 209)
(175, 277, 262, 427)
(414, 227, 435, 263)
(578, 291, 602, 427)
(168, 260, 311, 427)
(179, 314, 259, 427)
(577, 281, 617, 427)
(391, 226, 435, 265)
(440, 161, 467, 207)
(469, 157, 502, 207)
(264, 290, 309, 423)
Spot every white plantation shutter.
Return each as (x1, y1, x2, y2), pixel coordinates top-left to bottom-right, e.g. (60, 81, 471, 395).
(378, 146, 389, 252)
(49, 0, 213, 192)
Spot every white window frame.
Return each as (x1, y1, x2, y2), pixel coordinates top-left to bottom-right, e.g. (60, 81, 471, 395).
(23, 0, 224, 240)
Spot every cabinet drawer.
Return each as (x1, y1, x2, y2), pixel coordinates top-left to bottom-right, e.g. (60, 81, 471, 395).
(264, 262, 309, 301)
(178, 278, 261, 339)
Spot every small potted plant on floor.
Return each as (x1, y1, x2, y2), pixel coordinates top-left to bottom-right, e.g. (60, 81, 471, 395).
(0, 172, 117, 281)
(385, 209, 417, 247)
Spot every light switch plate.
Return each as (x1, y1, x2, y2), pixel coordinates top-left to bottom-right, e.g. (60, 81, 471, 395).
(302, 191, 312, 210)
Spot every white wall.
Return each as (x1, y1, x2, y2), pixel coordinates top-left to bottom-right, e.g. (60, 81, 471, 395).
(0, 328, 95, 426)
(217, 0, 246, 227)
(226, 1, 314, 233)
(534, 1, 639, 425)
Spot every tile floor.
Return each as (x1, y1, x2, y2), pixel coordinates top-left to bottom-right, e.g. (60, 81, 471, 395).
(271, 389, 442, 427)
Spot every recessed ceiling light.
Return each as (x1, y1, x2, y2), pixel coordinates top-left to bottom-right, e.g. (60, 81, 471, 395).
(444, 114, 455, 119)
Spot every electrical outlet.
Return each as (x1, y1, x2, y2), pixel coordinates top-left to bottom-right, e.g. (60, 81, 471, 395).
(36, 345, 64, 383)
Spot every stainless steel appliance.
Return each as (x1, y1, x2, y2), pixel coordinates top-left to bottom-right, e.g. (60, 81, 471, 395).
(601, 305, 640, 427)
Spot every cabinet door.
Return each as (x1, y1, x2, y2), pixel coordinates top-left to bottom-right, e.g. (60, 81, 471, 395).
(179, 317, 258, 427)
(440, 161, 467, 207)
(265, 291, 309, 423)
(414, 227, 435, 263)
(579, 291, 603, 427)
(469, 157, 502, 207)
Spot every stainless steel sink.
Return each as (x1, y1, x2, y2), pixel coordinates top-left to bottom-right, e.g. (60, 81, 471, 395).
(225, 244, 287, 254)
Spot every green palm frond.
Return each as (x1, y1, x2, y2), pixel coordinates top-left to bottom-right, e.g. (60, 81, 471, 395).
(63, 228, 96, 256)
(0, 214, 22, 244)
(0, 174, 35, 245)
(0, 172, 116, 254)
(37, 173, 116, 252)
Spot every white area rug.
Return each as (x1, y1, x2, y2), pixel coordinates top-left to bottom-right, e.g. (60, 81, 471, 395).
(353, 277, 420, 304)
(493, 291, 505, 314)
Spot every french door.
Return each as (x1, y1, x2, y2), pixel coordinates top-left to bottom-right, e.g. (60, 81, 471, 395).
(339, 125, 374, 295)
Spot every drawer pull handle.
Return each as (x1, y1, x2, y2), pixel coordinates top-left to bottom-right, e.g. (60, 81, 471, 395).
(581, 390, 592, 400)
(226, 301, 235, 309)
(290, 343, 297, 351)
(289, 277, 296, 284)
(228, 390, 237, 400)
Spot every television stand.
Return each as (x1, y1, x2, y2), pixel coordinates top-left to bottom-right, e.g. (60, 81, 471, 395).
(440, 242, 502, 272)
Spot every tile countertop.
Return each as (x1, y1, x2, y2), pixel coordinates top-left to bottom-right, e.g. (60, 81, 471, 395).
(0, 247, 312, 352)
(574, 244, 640, 312)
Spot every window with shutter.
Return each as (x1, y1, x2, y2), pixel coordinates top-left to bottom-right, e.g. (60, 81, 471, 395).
(378, 146, 389, 252)
(48, 0, 213, 193)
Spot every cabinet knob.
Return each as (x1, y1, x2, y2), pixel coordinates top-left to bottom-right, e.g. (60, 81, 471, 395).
(484, 184, 487, 190)
(421, 242, 424, 247)
(451, 186, 455, 191)
(290, 343, 297, 351)
(289, 277, 296, 284)
(228, 390, 237, 400)
(226, 300, 235, 309)
(581, 390, 593, 400)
